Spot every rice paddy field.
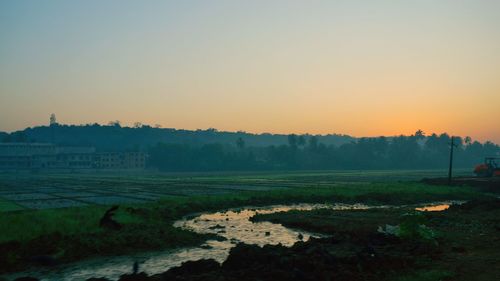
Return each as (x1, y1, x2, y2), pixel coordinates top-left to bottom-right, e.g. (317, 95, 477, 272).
(0, 169, 472, 212)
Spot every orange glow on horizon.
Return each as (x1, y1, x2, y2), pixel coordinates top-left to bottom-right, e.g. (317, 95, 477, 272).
(0, 1, 499, 143)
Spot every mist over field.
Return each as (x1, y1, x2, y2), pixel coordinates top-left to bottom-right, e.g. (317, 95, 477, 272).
(2, 122, 499, 172)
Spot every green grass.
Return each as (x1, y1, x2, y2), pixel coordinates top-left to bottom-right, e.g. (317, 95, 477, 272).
(0, 169, 472, 192)
(0, 202, 212, 273)
(0, 199, 23, 212)
(0, 205, 140, 243)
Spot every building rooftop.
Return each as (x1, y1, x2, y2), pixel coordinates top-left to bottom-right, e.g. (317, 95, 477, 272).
(0, 143, 94, 156)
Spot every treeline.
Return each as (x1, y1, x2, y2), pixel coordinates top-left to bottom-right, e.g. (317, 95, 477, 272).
(148, 132, 500, 171)
(3, 125, 499, 171)
(1, 123, 354, 150)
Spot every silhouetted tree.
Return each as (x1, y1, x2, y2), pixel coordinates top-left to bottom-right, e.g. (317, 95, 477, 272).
(464, 136, 472, 146)
(414, 129, 425, 140)
(308, 136, 319, 151)
(297, 135, 306, 147)
(288, 134, 298, 148)
(236, 137, 245, 150)
(108, 120, 121, 127)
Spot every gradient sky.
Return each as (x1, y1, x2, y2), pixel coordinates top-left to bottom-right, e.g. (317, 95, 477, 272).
(1, 0, 499, 142)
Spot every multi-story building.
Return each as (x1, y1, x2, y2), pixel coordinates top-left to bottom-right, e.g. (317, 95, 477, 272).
(0, 143, 57, 169)
(94, 151, 146, 169)
(0, 143, 146, 170)
(55, 146, 96, 169)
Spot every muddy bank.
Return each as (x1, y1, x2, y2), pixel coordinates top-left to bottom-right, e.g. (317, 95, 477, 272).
(247, 199, 500, 281)
(158, 235, 433, 281)
(251, 208, 403, 237)
(82, 234, 438, 281)
(76, 198, 500, 281)
(422, 177, 500, 192)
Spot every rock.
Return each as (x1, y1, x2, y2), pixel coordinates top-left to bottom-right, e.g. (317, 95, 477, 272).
(450, 198, 500, 212)
(208, 224, 225, 230)
(223, 243, 276, 270)
(118, 272, 148, 281)
(165, 259, 220, 276)
(451, 246, 466, 253)
(133, 261, 139, 274)
(213, 235, 227, 242)
(99, 205, 122, 230)
(29, 255, 58, 267)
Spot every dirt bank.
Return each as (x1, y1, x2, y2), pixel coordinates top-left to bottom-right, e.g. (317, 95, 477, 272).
(422, 177, 500, 192)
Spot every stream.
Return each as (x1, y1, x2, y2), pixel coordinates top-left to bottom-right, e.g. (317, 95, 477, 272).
(4, 202, 455, 281)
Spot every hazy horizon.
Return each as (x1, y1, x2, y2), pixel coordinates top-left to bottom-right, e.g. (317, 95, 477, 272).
(2, 0, 500, 143)
(2, 119, 499, 146)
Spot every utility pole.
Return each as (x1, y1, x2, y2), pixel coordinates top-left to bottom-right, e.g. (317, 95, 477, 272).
(448, 136, 455, 185)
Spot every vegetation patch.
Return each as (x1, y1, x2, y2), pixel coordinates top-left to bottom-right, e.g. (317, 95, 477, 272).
(0, 199, 23, 212)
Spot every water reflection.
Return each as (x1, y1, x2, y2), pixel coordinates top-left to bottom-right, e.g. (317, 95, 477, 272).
(175, 204, 372, 247)
(415, 204, 450, 212)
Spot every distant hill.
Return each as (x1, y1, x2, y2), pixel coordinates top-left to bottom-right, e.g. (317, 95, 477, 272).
(1, 124, 356, 151)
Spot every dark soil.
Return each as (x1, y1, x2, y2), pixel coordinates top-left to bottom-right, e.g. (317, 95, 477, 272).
(98, 233, 437, 281)
(427, 198, 500, 281)
(422, 177, 500, 192)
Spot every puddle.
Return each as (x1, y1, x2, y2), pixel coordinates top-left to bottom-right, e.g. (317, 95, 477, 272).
(173, 203, 374, 249)
(415, 201, 463, 212)
(415, 204, 450, 212)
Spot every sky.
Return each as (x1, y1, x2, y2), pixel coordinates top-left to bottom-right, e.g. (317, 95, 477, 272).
(1, 0, 499, 143)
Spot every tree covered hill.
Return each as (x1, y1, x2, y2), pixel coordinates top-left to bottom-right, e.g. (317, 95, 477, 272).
(0, 124, 355, 151)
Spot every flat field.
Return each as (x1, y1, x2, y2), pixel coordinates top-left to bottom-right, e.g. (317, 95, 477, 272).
(0, 169, 471, 211)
